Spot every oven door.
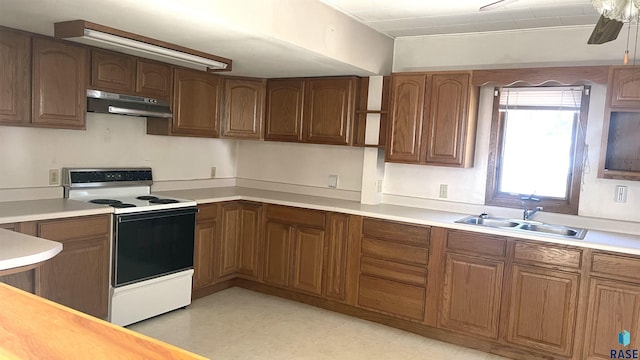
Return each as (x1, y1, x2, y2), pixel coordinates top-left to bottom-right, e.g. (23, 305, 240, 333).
(113, 207, 197, 287)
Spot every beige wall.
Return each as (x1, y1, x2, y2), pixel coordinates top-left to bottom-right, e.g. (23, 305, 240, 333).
(0, 113, 238, 189)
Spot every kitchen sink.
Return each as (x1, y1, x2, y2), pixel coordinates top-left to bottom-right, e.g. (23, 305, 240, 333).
(455, 215, 587, 240)
(458, 216, 520, 228)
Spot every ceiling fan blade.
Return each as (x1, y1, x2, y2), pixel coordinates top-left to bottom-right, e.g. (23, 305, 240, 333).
(588, 15, 623, 44)
(479, 0, 518, 12)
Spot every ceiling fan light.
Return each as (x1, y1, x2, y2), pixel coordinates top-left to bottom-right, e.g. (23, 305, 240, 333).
(592, 0, 639, 22)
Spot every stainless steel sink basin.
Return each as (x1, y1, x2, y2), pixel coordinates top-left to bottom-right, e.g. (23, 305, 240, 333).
(516, 223, 587, 239)
(455, 215, 587, 240)
(457, 216, 519, 228)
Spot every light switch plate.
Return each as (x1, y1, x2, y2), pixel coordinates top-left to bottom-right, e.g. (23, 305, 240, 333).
(615, 185, 627, 203)
(49, 169, 59, 185)
(439, 184, 448, 198)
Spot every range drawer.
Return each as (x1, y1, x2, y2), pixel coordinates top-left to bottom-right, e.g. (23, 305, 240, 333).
(358, 274, 425, 321)
(362, 218, 430, 247)
(360, 256, 427, 286)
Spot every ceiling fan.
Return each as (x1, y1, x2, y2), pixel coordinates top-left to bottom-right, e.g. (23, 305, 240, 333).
(479, 0, 632, 45)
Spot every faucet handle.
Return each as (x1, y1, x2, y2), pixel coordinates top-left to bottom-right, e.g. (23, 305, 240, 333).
(520, 194, 540, 202)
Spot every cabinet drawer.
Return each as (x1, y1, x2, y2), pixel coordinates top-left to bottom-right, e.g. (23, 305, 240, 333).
(266, 205, 325, 229)
(446, 230, 506, 258)
(360, 256, 427, 286)
(358, 274, 425, 321)
(38, 215, 110, 242)
(362, 238, 428, 266)
(197, 203, 218, 221)
(592, 253, 640, 281)
(514, 241, 582, 269)
(362, 218, 430, 247)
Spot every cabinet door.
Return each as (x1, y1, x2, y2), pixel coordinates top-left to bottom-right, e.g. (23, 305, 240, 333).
(193, 218, 216, 290)
(265, 79, 304, 142)
(610, 67, 640, 108)
(386, 74, 426, 163)
(584, 278, 640, 359)
(324, 213, 349, 301)
(136, 59, 172, 100)
(222, 78, 265, 139)
(171, 67, 221, 137)
(422, 72, 471, 166)
(238, 203, 262, 279)
(263, 221, 292, 287)
(302, 77, 355, 145)
(90, 49, 135, 93)
(0, 29, 30, 125)
(439, 252, 504, 339)
(292, 227, 325, 295)
(219, 203, 241, 280)
(32, 38, 87, 129)
(35, 215, 110, 319)
(506, 265, 579, 356)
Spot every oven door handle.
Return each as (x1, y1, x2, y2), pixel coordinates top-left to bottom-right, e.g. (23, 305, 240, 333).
(116, 207, 198, 223)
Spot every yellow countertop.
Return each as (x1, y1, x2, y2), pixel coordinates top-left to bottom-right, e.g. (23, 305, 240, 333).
(0, 283, 206, 360)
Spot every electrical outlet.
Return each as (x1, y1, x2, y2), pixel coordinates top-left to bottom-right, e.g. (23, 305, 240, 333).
(615, 185, 627, 203)
(49, 169, 59, 185)
(439, 184, 448, 198)
(328, 175, 338, 188)
(210, 167, 216, 178)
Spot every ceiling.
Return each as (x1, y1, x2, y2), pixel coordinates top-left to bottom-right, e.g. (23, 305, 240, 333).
(0, 0, 603, 78)
(320, 0, 599, 37)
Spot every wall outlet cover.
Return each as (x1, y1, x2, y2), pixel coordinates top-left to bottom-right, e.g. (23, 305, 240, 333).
(210, 167, 216, 178)
(439, 184, 448, 199)
(328, 175, 338, 188)
(49, 169, 59, 185)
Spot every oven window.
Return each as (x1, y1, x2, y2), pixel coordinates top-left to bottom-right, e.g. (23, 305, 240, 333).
(114, 209, 196, 286)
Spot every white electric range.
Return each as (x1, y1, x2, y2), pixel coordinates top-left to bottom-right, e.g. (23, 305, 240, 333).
(63, 167, 197, 326)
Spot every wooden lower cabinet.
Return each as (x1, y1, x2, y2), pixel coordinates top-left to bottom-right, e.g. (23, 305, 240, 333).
(323, 213, 349, 301)
(291, 227, 325, 295)
(237, 203, 262, 279)
(505, 265, 579, 356)
(219, 202, 262, 280)
(35, 215, 110, 319)
(438, 252, 504, 339)
(263, 221, 293, 287)
(193, 204, 218, 292)
(584, 278, 640, 359)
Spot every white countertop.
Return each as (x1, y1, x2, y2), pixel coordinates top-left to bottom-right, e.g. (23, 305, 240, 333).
(0, 229, 63, 271)
(0, 199, 113, 224)
(156, 186, 640, 256)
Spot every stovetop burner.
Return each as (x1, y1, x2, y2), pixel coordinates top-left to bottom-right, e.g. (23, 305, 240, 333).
(90, 199, 123, 205)
(149, 198, 180, 204)
(136, 195, 158, 201)
(111, 203, 137, 208)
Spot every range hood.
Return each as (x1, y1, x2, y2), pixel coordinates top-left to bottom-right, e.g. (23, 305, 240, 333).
(87, 90, 172, 118)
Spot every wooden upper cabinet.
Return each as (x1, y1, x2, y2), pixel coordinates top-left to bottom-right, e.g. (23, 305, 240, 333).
(0, 28, 30, 125)
(505, 265, 579, 357)
(90, 49, 135, 93)
(136, 59, 172, 100)
(609, 66, 640, 108)
(222, 77, 265, 139)
(302, 77, 356, 145)
(265, 79, 304, 142)
(386, 74, 426, 163)
(386, 71, 477, 167)
(90, 49, 172, 100)
(171, 67, 221, 137)
(32, 37, 87, 129)
(422, 73, 475, 166)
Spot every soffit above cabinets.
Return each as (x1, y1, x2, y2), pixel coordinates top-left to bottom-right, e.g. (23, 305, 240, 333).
(319, 0, 599, 37)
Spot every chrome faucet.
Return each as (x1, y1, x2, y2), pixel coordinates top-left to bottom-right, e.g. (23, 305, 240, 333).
(521, 195, 543, 220)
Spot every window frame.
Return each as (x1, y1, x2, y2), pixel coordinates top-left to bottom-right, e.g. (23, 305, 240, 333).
(484, 86, 591, 215)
